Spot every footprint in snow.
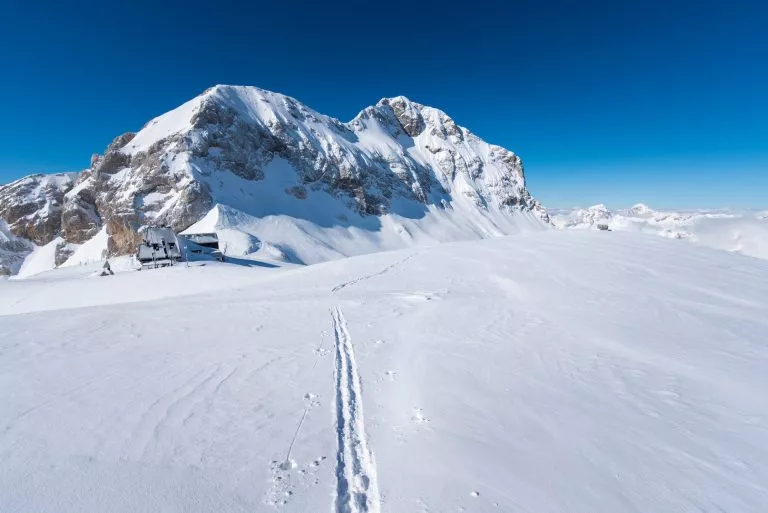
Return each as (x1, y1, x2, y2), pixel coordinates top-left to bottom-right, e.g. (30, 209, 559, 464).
(412, 407, 430, 424)
(303, 392, 321, 408)
(267, 459, 297, 506)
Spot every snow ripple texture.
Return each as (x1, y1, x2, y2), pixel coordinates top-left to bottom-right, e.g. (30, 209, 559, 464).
(332, 306, 381, 513)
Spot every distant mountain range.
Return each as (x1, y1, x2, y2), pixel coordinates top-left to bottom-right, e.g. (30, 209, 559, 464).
(0, 85, 549, 276)
(550, 204, 768, 260)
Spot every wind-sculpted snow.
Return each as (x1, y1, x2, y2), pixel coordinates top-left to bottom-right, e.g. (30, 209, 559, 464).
(0, 85, 549, 276)
(1, 230, 767, 512)
(552, 203, 768, 260)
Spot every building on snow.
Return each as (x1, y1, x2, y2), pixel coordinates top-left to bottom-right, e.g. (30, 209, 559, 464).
(136, 226, 182, 268)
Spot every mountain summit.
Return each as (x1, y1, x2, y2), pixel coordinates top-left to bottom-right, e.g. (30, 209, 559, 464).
(1, 85, 549, 273)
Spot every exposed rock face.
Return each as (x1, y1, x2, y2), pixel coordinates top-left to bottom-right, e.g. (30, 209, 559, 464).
(106, 218, 143, 256)
(0, 219, 33, 276)
(61, 174, 101, 243)
(0, 84, 549, 274)
(385, 96, 426, 137)
(54, 240, 76, 267)
(0, 173, 75, 245)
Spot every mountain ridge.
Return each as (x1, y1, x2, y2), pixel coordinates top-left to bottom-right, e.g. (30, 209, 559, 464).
(0, 84, 549, 276)
(551, 203, 768, 260)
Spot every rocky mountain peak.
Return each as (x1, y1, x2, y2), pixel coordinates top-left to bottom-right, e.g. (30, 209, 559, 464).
(0, 84, 550, 275)
(378, 96, 427, 137)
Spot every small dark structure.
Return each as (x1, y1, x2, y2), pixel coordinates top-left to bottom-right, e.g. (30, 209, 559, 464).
(181, 232, 219, 250)
(178, 232, 225, 262)
(596, 224, 611, 231)
(136, 227, 182, 268)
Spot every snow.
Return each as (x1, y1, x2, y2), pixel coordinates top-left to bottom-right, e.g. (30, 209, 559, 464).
(175, 158, 545, 266)
(137, 191, 169, 206)
(60, 226, 108, 267)
(0, 257, 288, 315)
(11, 227, 107, 278)
(0, 221, 13, 244)
(63, 176, 94, 199)
(8, 151, 544, 278)
(1, 230, 767, 512)
(121, 94, 206, 155)
(14, 172, 75, 197)
(122, 85, 542, 222)
(3, 173, 76, 211)
(14, 237, 63, 279)
(552, 204, 768, 260)
(1, 86, 548, 279)
(10, 200, 172, 280)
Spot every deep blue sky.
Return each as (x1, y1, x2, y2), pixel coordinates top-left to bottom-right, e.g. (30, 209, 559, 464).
(1, 0, 765, 208)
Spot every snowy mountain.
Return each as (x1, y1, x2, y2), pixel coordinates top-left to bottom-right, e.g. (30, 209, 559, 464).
(551, 203, 768, 260)
(2, 231, 767, 512)
(0, 85, 549, 276)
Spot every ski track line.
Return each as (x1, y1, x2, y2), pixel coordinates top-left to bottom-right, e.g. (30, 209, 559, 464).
(331, 253, 416, 293)
(332, 306, 381, 513)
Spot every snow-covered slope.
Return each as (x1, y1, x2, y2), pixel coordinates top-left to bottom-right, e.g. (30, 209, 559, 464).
(552, 203, 768, 259)
(1, 230, 767, 512)
(182, 191, 546, 265)
(59, 226, 109, 268)
(13, 237, 65, 279)
(0, 85, 549, 277)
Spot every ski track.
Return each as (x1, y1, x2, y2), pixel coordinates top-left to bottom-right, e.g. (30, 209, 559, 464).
(332, 306, 381, 513)
(331, 253, 416, 293)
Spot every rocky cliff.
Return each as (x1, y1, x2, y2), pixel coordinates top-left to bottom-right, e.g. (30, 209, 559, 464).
(0, 85, 550, 273)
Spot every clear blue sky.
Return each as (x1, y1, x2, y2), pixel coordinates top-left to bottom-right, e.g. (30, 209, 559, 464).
(1, 0, 765, 208)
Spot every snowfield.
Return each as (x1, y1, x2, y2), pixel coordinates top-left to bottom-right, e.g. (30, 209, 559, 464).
(1, 230, 768, 512)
